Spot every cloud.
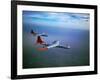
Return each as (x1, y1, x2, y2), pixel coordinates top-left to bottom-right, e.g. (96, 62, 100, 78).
(23, 11, 90, 30)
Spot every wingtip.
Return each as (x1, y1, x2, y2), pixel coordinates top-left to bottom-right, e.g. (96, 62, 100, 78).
(67, 45, 71, 49)
(37, 48, 48, 51)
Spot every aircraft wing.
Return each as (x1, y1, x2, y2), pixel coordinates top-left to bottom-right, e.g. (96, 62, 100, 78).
(56, 45, 70, 49)
(46, 41, 59, 49)
(38, 41, 59, 51)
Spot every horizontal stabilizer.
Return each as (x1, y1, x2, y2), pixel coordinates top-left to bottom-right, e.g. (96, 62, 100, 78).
(30, 30, 37, 36)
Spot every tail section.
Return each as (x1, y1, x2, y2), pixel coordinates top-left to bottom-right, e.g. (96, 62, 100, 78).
(36, 36, 45, 44)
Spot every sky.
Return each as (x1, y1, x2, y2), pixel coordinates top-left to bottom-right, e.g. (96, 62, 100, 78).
(23, 11, 90, 30)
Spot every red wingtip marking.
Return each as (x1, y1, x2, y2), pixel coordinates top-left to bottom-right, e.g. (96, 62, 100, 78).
(37, 48, 48, 51)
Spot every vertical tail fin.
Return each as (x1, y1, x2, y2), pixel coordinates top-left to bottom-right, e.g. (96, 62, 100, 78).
(36, 36, 44, 44)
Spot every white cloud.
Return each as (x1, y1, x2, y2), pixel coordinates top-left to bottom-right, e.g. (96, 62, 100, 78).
(23, 11, 90, 30)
